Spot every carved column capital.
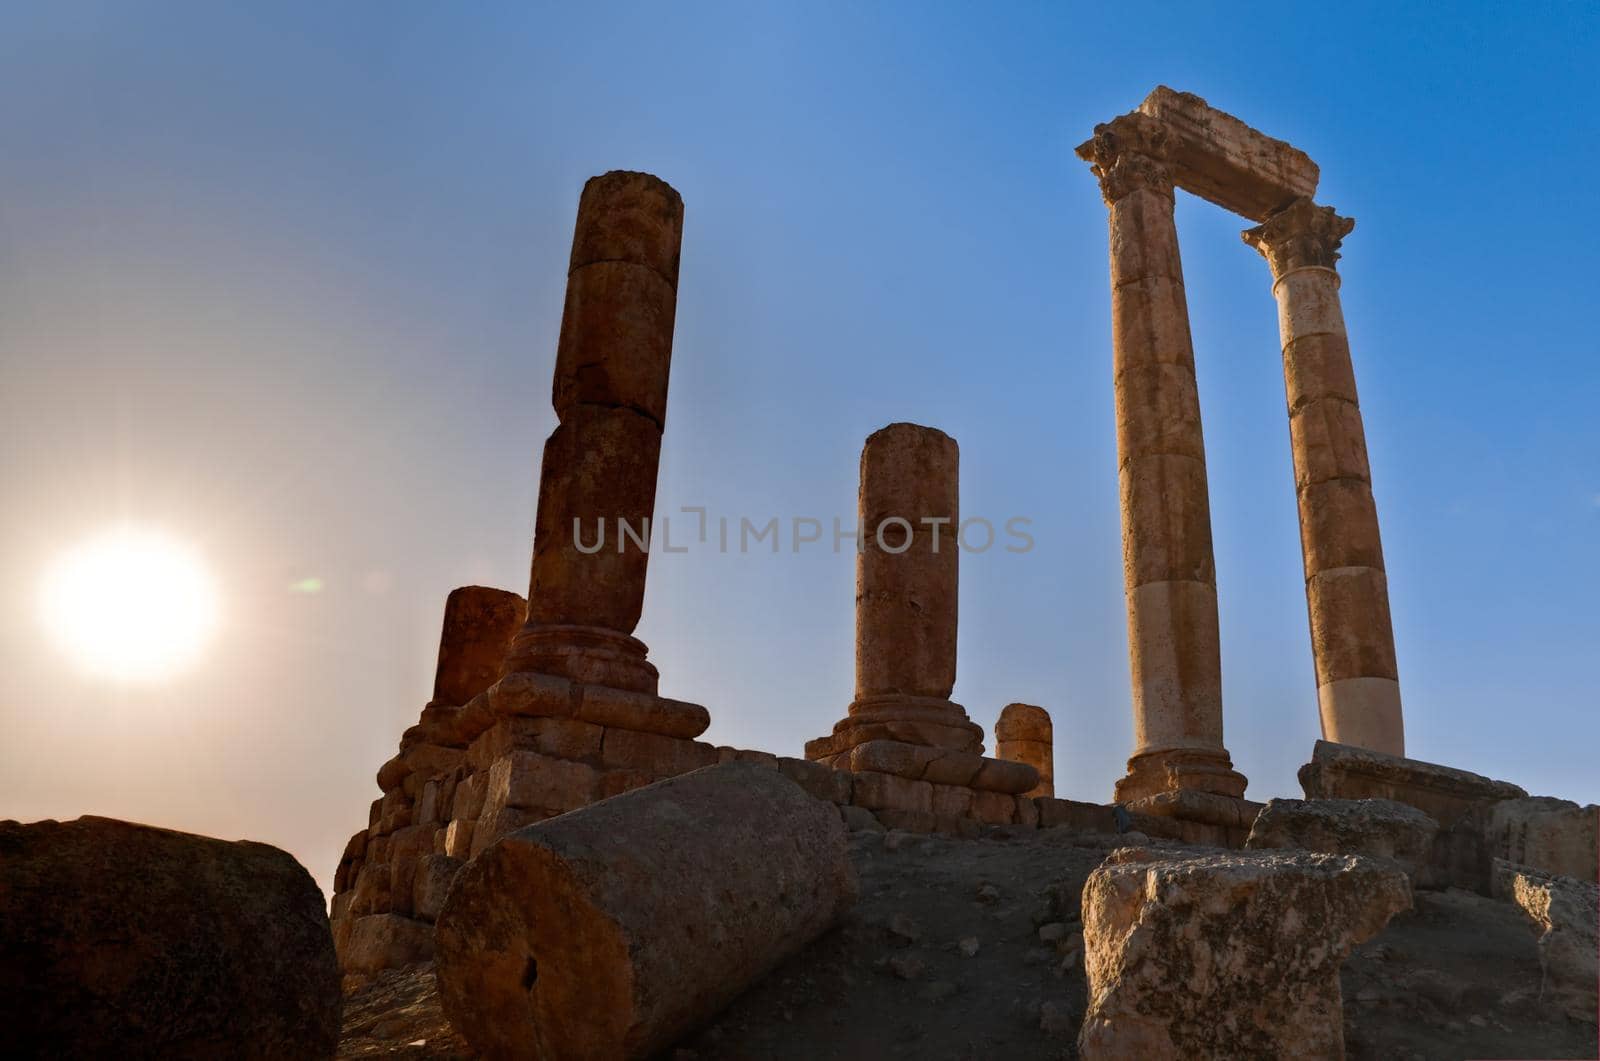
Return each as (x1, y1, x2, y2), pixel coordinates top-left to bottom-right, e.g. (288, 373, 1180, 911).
(1242, 197, 1355, 279)
(1076, 113, 1175, 205)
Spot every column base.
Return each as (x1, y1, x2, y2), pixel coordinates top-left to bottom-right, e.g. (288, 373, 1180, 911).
(1113, 746, 1248, 803)
(805, 694, 984, 760)
(502, 623, 659, 695)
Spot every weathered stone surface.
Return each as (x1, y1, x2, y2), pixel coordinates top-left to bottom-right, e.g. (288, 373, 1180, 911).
(566, 169, 684, 290)
(1493, 860, 1598, 1025)
(1485, 797, 1599, 882)
(846, 739, 1037, 795)
(995, 703, 1053, 798)
(1133, 85, 1319, 222)
(1246, 798, 1438, 879)
(855, 423, 960, 700)
(576, 683, 709, 738)
(0, 816, 339, 1058)
(339, 913, 433, 976)
(1037, 798, 1120, 834)
(486, 750, 600, 817)
(1079, 847, 1410, 1060)
(776, 756, 853, 805)
(598, 728, 718, 779)
(412, 853, 463, 924)
(1298, 739, 1525, 828)
(430, 585, 526, 709)
(435, 763, 856, 1059)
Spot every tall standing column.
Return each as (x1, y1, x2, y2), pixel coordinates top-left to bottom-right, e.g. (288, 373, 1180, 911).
(806, 423, 983, 759)
(1244, 198, 1404, 755)
(502, 171, 684, 694)
(1077, 115, 1246, 803)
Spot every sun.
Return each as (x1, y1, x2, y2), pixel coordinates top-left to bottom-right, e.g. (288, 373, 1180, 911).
(40, 526, 218, 681)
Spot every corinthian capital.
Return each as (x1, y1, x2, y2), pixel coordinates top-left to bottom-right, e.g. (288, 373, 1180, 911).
(1242, 197, 1355, 279)
(1075, 113, 1174, 205)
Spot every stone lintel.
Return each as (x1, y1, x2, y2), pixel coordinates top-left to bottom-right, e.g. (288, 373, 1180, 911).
(846, 739, 1039, 795)
(1132, 85, 1319, 222)
(1298, 739, 1525, 828)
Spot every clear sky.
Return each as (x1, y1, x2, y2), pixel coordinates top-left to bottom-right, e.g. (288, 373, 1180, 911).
(2, 3, 1595, 898)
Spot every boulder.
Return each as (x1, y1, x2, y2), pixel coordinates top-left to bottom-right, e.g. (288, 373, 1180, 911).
(435, 762, 857, 1059)
(1493, 860, 1598, 1025)
(0, 815, 340, 1059)
(1245, 797, 1438, 879)
(1079, 846, 1411, 1060)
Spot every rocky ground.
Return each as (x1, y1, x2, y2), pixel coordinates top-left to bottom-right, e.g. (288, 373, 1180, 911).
(338, 825, 1598, 1060)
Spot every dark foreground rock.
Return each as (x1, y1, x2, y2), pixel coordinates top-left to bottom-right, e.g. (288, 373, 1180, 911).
(0, 815, 340, 1059)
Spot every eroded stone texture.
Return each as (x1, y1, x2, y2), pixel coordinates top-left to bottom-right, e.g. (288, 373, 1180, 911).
(429, 585, 526, 710)
(1078, 114, 1245, 807)
(1245, 198, 1404, 756)
(1485, 797, 1599, 882)
(1245, 797, 1439, 880)
(1493, 860, 1599, 1025)
(504, 170, 686, 695)
(434, 763, 857, 1059)
(995, 703, 1054, 798)
(1078, 846, 1411, 1060)
(1298, 739, 1525, 828)
(0, 816, 340, 1059)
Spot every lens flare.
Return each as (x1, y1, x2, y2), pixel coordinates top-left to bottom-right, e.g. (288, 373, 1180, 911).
(39, 526, 218, 681)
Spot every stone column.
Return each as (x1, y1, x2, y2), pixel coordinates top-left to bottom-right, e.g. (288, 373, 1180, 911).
(995, 703, 1053, 798)
(1077, 114, 1246, 803)
(1244, 198, 1404, 755)
(503, 171, 684, 694)
(809, 423, 982, 757)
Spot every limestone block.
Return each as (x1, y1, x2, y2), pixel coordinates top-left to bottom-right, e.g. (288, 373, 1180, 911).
(1125, 580, 1224, 750)
(376, 753, 409, 793)
(435, 763, 856, 1060)
(777, 756, 853, 805)
(1118, 453, 1215, 588)
(1106, 187, 1184, 287)
(368, 796, 382, 829)
(715, 746, 779, 768)
(1014, 796, 1040, 827)
(1492, 860, 1598, 1025)
(829, 716, 983, 754)
(1289, 396, 1372, 489)
(873, 809, 939, 833)
(0, 816, 340, 1057)
(1114, 361, 1205, 467)
(451, 771, 488, 822)
(1111, 276, 1196, 375)
(577, 684, 709, 738)
(485, 671, 575, 721)
(366, 834, 391, 867)
(1297, 477, 1383, 574)
(851, 770, 934, 815)
(1306, 568, 1399, 685)
(471, 807, 548, 859)
(566, 170, 684, 289)
(1282, 332, 1359, 410)
(1275, 267, 1347, 339)
(472, 714, 606, 767)
(1134, 86, 1319, 222)
(995, 703, 1054, 799)
(1485, 798, 1599, 882)
(487, 750, 601, 817)
(598, 728, 718, 779)
(525, 404, 662, 634)
(554, 261, 677, 427)
(431, 585, 526, 708)
(412, 853, 464, 924)
(1079, 847, 1410, 1059)
(598, 768, 653, 799)
(1037, 798, 1120, 834)
(443, 819, 475, 860)
(972, 791, 1017, 826)
(929, 782, 974, 819)
(386, 824, 437, 918)
(333, 829, 367, 893)
(1297, 739, 1525, 829)
(417, 779, 443, 826)
(845, 739, 1036, 794)
(349, 862, 392, 918)
(855, 423, 959, 700)
(338, 913, 433, 975)
(375, 789, 413, 836)
(1245, 798, 1438, 879)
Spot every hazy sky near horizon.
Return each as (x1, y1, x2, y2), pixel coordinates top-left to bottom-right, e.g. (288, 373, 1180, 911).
(2, 3, 1596, 897)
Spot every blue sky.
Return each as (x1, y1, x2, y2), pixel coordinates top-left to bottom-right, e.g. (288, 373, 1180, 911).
(2, 3, 1595, 894)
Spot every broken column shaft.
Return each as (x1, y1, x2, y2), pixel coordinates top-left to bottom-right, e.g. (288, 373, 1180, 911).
(996, 703, 1054, 799)
(434, 763, 857, 1060)
(503, 171, 685, 695)
(1077, 114, 1245, 803)
(1244, 198, 1404, 756)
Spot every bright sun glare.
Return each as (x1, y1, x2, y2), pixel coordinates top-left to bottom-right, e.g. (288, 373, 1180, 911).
(40, 526, 218, 682)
